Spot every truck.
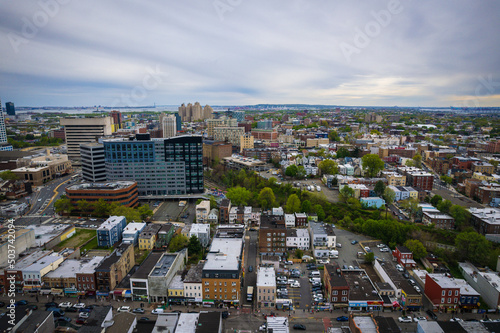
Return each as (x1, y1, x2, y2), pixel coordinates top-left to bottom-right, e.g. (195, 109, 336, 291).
(247, 286, 254, 302)
(329, 250, 339, 259)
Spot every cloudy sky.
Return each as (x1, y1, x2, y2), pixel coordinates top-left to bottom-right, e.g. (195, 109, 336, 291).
(1, 0, 499, 107)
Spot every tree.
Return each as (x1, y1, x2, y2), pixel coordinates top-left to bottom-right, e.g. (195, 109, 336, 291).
(111, 205, 141, 222)
(405, 159, 415, 167)
(209, 196, 218, 210)
(449, 205, 470, 228)
(0, 170, 19, 181)
(169, 234, 189, 252)
(339, 185, 355, 203)
(54, 196, 73, 215)
(328, 130, 340, 142)
(285, 194, 301, 213)
(437, 199, 452, 214)
(226, 186, 252, 206)
(318, 159, 338, 175)
(138, 204, 153, 220)
(196, 199, 203, 205)
(93, 198, 110, 217)
(295, 249, 304, 259)
(455, 231, 491, 265)
(364, 252, 375, 264)
(430, 195, 443, 207)
(489, 159, 499, 169)
(412, 154, 422, 168)
(314, 204, 326, 221)
(440, 175, 453, 185)
(374, 180, 386, 197)
(404, 239, 427, 260)
(285, 165, 298, 177)
(400, 198, 419, 221)
(77, 200, 92, 216)
(297, 165, 306, 179)
(336, 147, 350, 159)
(361, 154, 384, 177)
(258, 187, 276, 209)
(301, 200, 312, 213)
(188, 235, 203, 258)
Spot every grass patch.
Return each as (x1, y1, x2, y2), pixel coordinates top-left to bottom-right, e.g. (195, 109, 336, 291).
(54, 229, 96, 251)
(135, 248, 150, 265)
(81, 237, 98, 252)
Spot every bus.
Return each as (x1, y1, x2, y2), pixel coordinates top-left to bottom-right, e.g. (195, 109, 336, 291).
(246, 286, 254, 302)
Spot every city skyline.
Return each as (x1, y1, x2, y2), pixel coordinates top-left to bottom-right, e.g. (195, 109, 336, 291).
(1, 1, 500, 108)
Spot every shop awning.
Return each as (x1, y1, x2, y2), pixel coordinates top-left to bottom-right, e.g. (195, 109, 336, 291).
(122, 290, 132, 298)
(96, 291, 109, 296)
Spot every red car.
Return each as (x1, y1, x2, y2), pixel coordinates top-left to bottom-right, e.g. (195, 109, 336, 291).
(76, 318, 86, 325)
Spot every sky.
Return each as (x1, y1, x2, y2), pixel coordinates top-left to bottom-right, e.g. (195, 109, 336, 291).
(1, 0, 500, 108)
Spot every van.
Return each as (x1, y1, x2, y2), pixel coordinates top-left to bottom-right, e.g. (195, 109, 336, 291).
(310, 271, 320, 278)
(152, 308, 165, 314)
(309, 277, 321, 284)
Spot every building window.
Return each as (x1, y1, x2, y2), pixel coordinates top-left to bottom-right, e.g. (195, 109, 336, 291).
(448, 290, 452, 296)
(441, 298, 445, 304)
(342, 290, 347, 295)
(455, 290, 458, 296)
(341, 297, 347, 301)
(447, 298, 451, 303)
(442, 290, 445, 296)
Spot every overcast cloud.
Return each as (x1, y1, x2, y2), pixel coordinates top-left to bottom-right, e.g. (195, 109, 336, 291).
(0, 0, 499, 107)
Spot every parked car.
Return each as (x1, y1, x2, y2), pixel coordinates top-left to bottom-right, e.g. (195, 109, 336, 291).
(27, 304, 38, 311)
(75, 318, 87, 325)
(426, 310, 438, 320)
(364, 246, 371, 252)
(259, 323, 267, 331)
(414, 316, 427, 322)
(55, 317, 71, 323)
(117, 306, 131, 312)
(79, 308, 92, 313)
(151, 308, 164, 314)
(377, 244, 386, 248)
(396, 264, 404, 272)
(15, 300, 28, 306)
(58, 302, 72, 309)
(73, 303, 86, 309)
(414, 286, 421, 293)
(45, 302, 58, 308)
(402, 272, 409, 279)
(337, 316, 349, 322)
(337, 243, 342, 248)
(139, 317, 151, 321)
(132, 308, 145, 314)
(222, 311, 229, 319)
(290, 282, 300, 288)
(65, 307, 78, 313)
(351, 240, 358, 245)
(380, 247, 389, 252)
(398, 316, 412, 323)
(79, 312, 90, 319)
(293, 324, 306, 330)
(248, 266, 253, 272)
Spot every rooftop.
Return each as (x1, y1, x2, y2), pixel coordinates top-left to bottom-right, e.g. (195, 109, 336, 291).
(459, 262, 500, 293)
(184, 262, 204, 283)
(256, 267, 276, 287)
(195, 312, 221, 333)
(204, 238, 242, 272)
(123, 222, 146, 234)
(343, 270, 381, 302)
(25, 224, 73, 247)
(175, 313, 199, 333)
(11, 250, 53, 270)
(44, 256, 104, 278)
(352, 316, 378, 333)
(130, 252, 163, 280)
(97, 216, 126, 231)
(190, 224, 210, 233)
(168, 274, 184, 290)
(23, 254, 63, 272)
(149, 253, 178, 277)
(152, 313, 179, 333)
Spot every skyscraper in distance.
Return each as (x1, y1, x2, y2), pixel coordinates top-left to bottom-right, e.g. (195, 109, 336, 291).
(0, 99, 13, 151)
(5, 102, 15, 116)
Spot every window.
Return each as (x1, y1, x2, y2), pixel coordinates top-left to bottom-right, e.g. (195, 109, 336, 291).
(341, 297, 347, 301)
(447, 298, 451, 303)
(455, 290, 458, 296)
(333, 297, 337, 302)
(342, 290, 347, 295)
(442, 290, 445, 296)
(454, 298, 458, 303)
(205, 282, 209, 286)
(441, 298, 445, 303)
(205, 288, 209, 292)
(448, 290, 452, 296)
(333, 290, 338, 295)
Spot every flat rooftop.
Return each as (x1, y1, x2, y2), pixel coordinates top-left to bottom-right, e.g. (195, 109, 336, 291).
(98, 216, 125, 231)
(44, 256, 104, 278)
(149, 253, 177, 277)
(343, 270, 382, 302)
(168, 274, 183, 289)
(204, 238, 242, 271)
(257, 267, 276, 287)
(131, 253, 163, 280)
(11, 250, 53, 270)
(23, 254, 63, 272)
(175, 313, 199, 333)
(352, 316, 378, 333)
(184, 262, 204, 283)
(25, 224, 73, 247)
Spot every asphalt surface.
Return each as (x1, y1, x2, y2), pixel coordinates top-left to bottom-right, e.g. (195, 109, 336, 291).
(243, 230, 257, 308)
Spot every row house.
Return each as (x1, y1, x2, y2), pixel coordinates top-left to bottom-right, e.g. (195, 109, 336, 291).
(229, 206, 244, 224)
(430, 157, 450, 175)
(219, 199, 231, 224)
(195, 200, 211, 223)
(295, 213, 307, 227)
(96, 216, 127, 248)
(138, 223, 162, 250)
(476, 184, 500, 206)
(393, 246, 416, 269)
(487, 140, 500, 153)
(183, 262, 204, 305)
(189, 224, 211, 247)
(22, 254, 64, 292)
(155, 223, 176, 250)
(339, 164, 355, 176)
(122, 222, 146, 245)
(258, 214, 286, 256)
(208, 208, 219, 224)
(459, 262, 500, 310)
(43, 256, 105, 296)
(388, 185, 418, 202)
(324, 264, 349, 308)
(285, 214, 295, 228)
(256, 267, 276, 308)
(472, 162, 495, 174)
(286, 228, 310, 250)
(422, 211, 455, 230)
(425, 273, 480, 311)
(95, 243, 135, 296)
(381, 171, 406, 186)
(468, 207, 500, 235)
(0, 180, 31, 199)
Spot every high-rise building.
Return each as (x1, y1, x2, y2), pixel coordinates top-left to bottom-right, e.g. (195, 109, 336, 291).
(60, 117, 113, 162)
(109, 110, 122, 129)
(0, 101, 12, 151)
(103, 135, 203, 196)
(174, 113, 182, 131)
(80, 143, 106, 182)
(178, 102, 212, 122)
(240, 133, 254, 152)
(5, 102, 15, 116)
(213, 127, 244, 146)
(233, 111, 244, 123)
(160, 113, 177, 138)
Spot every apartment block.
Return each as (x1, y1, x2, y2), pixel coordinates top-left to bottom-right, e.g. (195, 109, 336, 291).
(80, 143, 106, 182)
(96, 216, 127, 247)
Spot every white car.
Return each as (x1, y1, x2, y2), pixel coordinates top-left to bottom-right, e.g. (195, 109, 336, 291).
(337, 243, 342, 248)
(318, 259, 330, 264)
(59, 302, 72, 308)
(380, 247, 390, 252)
(117, 306, 131, 312)
(398, 316, 412, 323)
(79, 312, 90, 319)
(364, 246, 371, 252)
(377, 244, 386, 248)
(414, 286, 421, 293)
(73, 303, 86, 309)
(413, 316, 427, 322)
(450, 317, 463, 322)
(290, 282, 300, 288)
(396, 264, 404, 272)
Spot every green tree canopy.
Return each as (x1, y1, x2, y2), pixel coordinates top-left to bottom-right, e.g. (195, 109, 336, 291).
(285, 194, 301, 213)
(430, 195, 443, 207)
(285, 165, 298, 177)
(295, 249, 304, 259)
(297, 165, 307, 179)
(412, 154, 422, 168)
(449, 205, 470, 228)
(226, 186, 252, 206)
(455, 231, 491, 265)
(361, 154, 385, 177)
(336, 147, 350, 159)
(374, 180, 386, 197)
(138, 204, 153, 220)
(318, 159, 338, 175)
(339, 186, 355, 203)
(400, 198, 419, 221)
(209, 196, 218, 210)
(314, 204, 326, 221)
(440, 175, 453, 185)
(93, 198, 111, 217)
(328, 130, 340, 142)
(0, 170, 19, 181)
(258, 187, 276, 209)
(77, 200, 92, 216)
(364, 252, 375, 264)
(54, 196, 73, 215)
(437, 199, 452, 214)
(404, 239, 427, 260)
(301, 200, 312, 213)
(111, 205, 141, 222)
(188, 235, 203, 257)
(169, 234, 189, 252)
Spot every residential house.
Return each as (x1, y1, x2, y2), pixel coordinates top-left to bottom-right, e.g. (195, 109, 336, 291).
(392, 245, 416, 269)
(284, 214, 295, 228)
(196, 200, 211, 223)
(208, 208, 219, 224)
(324, 264, 349, 308)
(184, 262, 204, 305)
(219, 199, 231, 224)
(122, 222, 146, 245)
(424, 273, 480, 311)
(96, 216, 127, 248)
(138, 223, 162, 250)
(95, 243, 135, 296)
(190, 223, 211, 247)
(286, 228, 310, 250)
(294, 212, 307, 227)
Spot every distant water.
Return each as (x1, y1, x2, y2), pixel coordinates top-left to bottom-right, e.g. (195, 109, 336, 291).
(17, 105, 231, 114)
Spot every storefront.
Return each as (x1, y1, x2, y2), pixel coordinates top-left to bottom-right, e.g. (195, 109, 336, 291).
(202, 300, 215, 307)
(50, 288, 63, 296)
(349, 301, 382, 312)
(168, 297, 185, 305)
(276, 299, 292, 310)
(96, 291, 109, 298)
(64, 287, 78, 297)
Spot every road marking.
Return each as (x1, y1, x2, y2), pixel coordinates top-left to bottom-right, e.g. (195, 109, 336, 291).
(42, 218, 56, 224)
